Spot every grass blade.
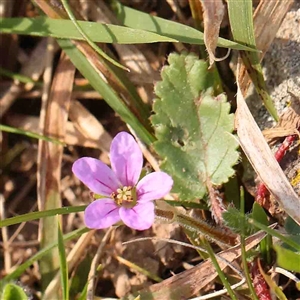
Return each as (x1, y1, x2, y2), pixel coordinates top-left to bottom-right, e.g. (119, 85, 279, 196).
(32, 0, 155, 145)
(60, 0, 127, 71)
(57, 221, 69, 300)
(0, 206, 86, 228)
(2, 227, 89, 283)
(0, 17, 177, 44)
(111, 0, 256, 51)
(0, 124, 65, 145)
(58, 39, 155, 145)
(227, 0, 278, 120)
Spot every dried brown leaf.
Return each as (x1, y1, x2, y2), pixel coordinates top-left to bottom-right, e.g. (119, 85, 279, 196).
(69, 100, 112, 153)
(200, 0, 225, 67)
(263, 92, 300, 142)
(0, 39, 53, 117)
(7, 114, 106, 149)
(235, 85, 300, 225)
(37, 52, 75, 295)
(137, 230, 267, 299)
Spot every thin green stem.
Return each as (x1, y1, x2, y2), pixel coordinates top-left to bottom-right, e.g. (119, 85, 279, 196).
(57, 221, 69, 300)
(60, 0, 128, 71)
(240, 187, 259, 300)
(201, 237, 238, 300)
(0, 67, 43, 86)
(248, 218, 300, 252)
(0, 124, 65, 145)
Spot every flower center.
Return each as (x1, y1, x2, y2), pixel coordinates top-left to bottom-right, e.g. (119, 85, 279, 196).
(111, 186, 137, 208)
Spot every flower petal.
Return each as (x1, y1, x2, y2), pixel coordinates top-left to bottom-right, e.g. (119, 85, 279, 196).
(137, 172, 173, 202)
(119, 201, 155, 230)
(84, 199, 120, 229)
(72, 157, 120, 195)
(110, 132, 143, 187)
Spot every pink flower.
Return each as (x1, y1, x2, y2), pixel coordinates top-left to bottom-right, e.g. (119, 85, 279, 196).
(72, 132, 173, 230)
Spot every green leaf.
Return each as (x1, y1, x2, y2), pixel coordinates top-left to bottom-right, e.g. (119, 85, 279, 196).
(285, 216, 300, 235)
(223, 206, 253, 236)
(69, 256, 92, 299)
(273, 216, 300, 272)
(111, 0, 257, 51)
(1, 283, 28, 300)
(152, 53, 239, 200)
(252, 202, 269, 227)
(274, 240, 300, 273)
(58, 222, 69, 300)
(0, 17, 177, 44)
(252, 203, 272, 263)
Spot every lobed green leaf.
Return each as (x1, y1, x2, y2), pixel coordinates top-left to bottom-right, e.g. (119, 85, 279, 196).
(152, 53, 239, 200)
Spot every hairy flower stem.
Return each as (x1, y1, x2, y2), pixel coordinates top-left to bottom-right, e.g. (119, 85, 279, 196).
(155, 208, 238, 247)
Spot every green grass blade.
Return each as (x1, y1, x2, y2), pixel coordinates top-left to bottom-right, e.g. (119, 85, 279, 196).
(227, 0, 278, 120)
(77, 282, 88, 300)
(223, 207, 300, 252)
(0, 124, 65, 145)
(57, 39, 155, 145)
(0, 206, 86, 228)
(201, 237, 238, 300)
(247, 218, 300, 252)
(0, 67, 43, 86)
(60, 0, 127, 71)
(111, 0, 256, 51)
(57, 221, 69, 300)
(2, 227, 89, 283)
(0, 17, 177, 44)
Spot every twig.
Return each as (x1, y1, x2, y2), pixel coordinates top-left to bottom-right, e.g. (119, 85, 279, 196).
(124, 237, 245, 300)
(87, 227, 114, 300)
(0, 194, 11, 273)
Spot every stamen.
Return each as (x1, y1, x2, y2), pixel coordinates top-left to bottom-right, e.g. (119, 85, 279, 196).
(111, 186, 136, 208)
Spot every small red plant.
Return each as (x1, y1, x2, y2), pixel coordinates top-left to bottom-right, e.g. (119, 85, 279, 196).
(250, 258, 272, 300)
(256, 135, 297, 209)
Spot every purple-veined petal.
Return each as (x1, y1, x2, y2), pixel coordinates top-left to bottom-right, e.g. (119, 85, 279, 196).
(136, 172, 173, 202)
(72, 157, 120, 195)
(119, 201, 155, 230)
(110, 132, 143, 187)
(84, 199, 120, 229)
